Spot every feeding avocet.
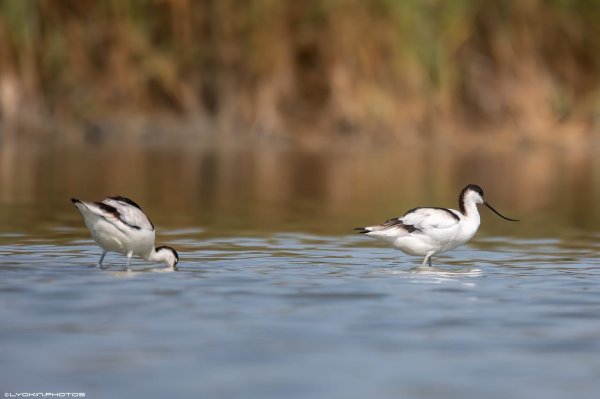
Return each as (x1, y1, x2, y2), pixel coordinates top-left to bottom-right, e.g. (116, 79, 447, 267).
(354, 184, 518, 266)
(71, 196, 179, 271)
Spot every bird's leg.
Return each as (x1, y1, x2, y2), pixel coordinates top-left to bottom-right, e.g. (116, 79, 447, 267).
(97, 251, 107, 268)
(422, 251, 435, 267)
(126, 251, 133, 272)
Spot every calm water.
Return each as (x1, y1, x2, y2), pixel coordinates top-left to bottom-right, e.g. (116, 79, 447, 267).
(2, 141, 600, 398)
(2, 222, 600, 398)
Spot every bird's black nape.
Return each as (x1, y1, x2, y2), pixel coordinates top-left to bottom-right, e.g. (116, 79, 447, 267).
(459, 184, 485, 214)
(464, 184, 484, 197)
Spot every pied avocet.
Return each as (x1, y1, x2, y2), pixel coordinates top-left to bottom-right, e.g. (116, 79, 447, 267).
(71, 196, 179, 271)
(355, 184, 518, 266)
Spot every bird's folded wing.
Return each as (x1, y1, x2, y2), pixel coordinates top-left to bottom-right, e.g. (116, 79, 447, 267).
(101, 197, 154, 231)
(401, 208, 460, 231)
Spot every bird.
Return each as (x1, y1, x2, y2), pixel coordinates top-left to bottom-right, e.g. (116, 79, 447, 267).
(354, 184, 518, 267)
(71, 196, 179, 271)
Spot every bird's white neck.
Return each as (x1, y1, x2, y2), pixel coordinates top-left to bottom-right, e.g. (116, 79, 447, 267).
(462, 199, 481, 223)
(144, 247, 167, 264)
(142, 246, 177, 269)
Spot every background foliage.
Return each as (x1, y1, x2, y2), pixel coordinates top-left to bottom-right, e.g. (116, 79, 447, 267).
(1, 0, 599, 140)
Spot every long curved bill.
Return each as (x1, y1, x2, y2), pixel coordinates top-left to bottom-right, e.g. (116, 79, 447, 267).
(483, 201, 519, 221)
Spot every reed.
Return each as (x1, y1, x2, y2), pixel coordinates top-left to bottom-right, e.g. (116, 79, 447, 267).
(0, 0, 599, 140)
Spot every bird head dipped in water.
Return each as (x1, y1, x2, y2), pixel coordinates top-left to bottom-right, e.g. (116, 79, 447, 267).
(154, 246, 180, 270)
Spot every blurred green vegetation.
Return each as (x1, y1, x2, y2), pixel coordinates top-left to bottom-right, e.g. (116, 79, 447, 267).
(1, 0, 599, 139)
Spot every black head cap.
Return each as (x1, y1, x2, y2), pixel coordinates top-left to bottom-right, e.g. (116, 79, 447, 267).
(459, 184, 484, 214)
(156, 246, 179, 265)
(464, 184, 484, 197)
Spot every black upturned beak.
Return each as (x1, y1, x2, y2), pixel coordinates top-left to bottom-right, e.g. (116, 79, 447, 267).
(483, 201, 519, 222)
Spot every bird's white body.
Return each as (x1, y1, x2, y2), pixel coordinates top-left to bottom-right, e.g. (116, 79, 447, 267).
(80, 208, 156, 258)
(356, 185, 517, 266)
(368, 205, 479, 256)
(72, 197, 178, 270)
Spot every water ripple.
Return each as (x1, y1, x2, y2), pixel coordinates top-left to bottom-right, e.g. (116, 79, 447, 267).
(2, 232, 600, 398)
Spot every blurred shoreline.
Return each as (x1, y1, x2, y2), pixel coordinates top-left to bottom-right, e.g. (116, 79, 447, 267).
(2, 124, 599, 237)
(2, 113, 600, 153)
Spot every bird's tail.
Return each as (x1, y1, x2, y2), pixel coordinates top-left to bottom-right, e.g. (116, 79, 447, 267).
(353, 226, 372, 234)
(71, 198, 89, 213)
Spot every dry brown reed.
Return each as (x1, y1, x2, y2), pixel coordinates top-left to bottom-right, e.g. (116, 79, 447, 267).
(0, 0, 599, 144)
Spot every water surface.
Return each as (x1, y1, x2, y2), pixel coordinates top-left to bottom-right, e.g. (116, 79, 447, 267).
(2, 223, 600, 399)
(2, 141, 600, 398)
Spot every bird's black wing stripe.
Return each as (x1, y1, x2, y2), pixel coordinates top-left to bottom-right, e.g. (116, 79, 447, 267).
(403, 207, 460, 222)
(95, 201, 142, 230)
(108, 196, 143, 210)
(95, 202, 120, 218)
(381, 217, 420, 233)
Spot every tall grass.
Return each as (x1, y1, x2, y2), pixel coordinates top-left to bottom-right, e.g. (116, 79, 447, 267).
(1, 0, 599, 140)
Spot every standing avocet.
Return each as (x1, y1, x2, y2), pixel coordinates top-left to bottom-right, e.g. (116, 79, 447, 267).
(71, 196, 179, 271)
(354, 184, 518, 266)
